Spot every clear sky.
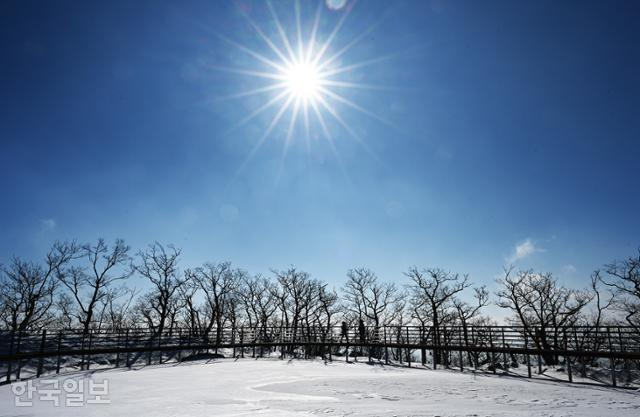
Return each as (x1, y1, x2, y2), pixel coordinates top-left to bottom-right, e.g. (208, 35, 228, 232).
(1, 0, 638, 296)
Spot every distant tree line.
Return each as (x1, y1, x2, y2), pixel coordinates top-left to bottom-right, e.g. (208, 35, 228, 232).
(1, 239, 638, 352)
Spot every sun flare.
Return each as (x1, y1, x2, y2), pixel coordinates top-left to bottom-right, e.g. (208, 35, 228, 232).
(217, 1, 392, 168)
(284, 61, 322, 100)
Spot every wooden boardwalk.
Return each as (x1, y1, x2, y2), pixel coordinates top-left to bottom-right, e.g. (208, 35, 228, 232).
(1, 325, 639, 386)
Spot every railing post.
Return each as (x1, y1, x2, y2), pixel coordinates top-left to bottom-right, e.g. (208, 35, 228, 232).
(383, 327, 389, 365)
(442, 328, 448, 368)
(276, 326, 285, 359)
(56, 331, 62, 374)
(240, 327, 245, 359)
(124, 329, 130, 368)
(458, 327, 463, 372)
(564, 328, 572, 383)
(420, 326, 426, 366)
(574, 327, 586, 377)
(260, 327, 265, 359)
(16, 330, 24, 380)
(501, 328, 507, 370)
(115, 330, 121, 368)
(438, 327, 451, 368)
(178, 328, 183, 362)
(432, 325, 437, 369)
(328, 327, 333, 362)
(251, 328, 256, 358)
(465, 326, 474, 371)
(280, 327, 285, 360)
(537, 327, 543, 374)
(607, 327, 616, 387)
(147, 330, 153, 365)
(367, 326, 372, 364)
(617, 327, 628, 383)
(470, 327, 477, 370)
(430, 326, 435, 370)
(86, 330, 93, 370)
(406, 327, 411, 367)
(160, 329, 167, 365)
(36, 329, 47, 378)
(345, 329, 350, 363)
(5, 329, 15, 384)
(524, 332, 531, 378)
(79, 331, 86, 371)
(159, 329, 166, 364)
(397, 327, 402, 365)
(488, 328, 496, 374)
(232, 327, 236, 358)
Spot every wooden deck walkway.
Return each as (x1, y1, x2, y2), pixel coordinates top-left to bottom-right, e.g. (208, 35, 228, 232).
(2, 325, 639, 386)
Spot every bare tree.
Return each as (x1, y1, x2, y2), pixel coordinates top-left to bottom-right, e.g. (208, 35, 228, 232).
(453, 286, 489, 327)
(57, 238, 131, 335)
(453, 286, 489, 366)
(178, 280, 202, 336)
(0, 241, 77, 332)
(270, 277, 290, 329)
(343, 268, 399, 329)
(495, 267, 592, 365)
(238, 275, 261, 329)
(103, 286, 137, 329)
(272, 267, 314, 352)
(405, 267, 470, 364)
(134, 242, 188, 334)
(252, 276, 279, 335)
(589, 271, 615, 328)
(317, 284, 339, 333)
(190, 262, 238, 344)
(405, 267, 470, 328)
(236, 274, 279, 357)
(52, 292, 76, 330)
(599, 249, 640, 331)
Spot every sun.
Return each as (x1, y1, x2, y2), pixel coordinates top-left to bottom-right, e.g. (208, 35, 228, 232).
(284, 61, 322, 100)
(215, 1, 393, 167)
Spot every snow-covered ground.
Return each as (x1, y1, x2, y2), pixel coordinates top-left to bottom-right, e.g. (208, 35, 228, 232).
(1, 358, 639, 416)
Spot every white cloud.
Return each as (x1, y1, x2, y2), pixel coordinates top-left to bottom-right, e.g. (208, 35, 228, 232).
(506, 238, 542, 263)
(562, 264, 577, 274)
(39, 218, 56, 232)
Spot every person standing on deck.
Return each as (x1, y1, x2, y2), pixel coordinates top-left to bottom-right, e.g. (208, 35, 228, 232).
(358, 319, 366, 344)
(340, 321, 349, 343)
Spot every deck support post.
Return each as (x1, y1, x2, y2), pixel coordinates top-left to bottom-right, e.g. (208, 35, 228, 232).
(501, 328, 508, 370)
(524, 332, 531, 378)
(36, 329, 47, 378)
(87, 330, 93, 370)
(383, 327, 389, 365)
(124, 329, 130, 368)
(115, 331, 121, 368)
(406, 327, 411, 367)
(5, 330, 15, 384)
(56, 332, 62, 374)
(607, 327, 616, 387)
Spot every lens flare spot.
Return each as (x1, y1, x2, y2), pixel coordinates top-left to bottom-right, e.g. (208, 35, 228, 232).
(326, 0, 348, 11)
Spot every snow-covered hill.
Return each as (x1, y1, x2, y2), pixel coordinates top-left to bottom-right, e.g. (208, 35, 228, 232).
(1, 358, 638, 416)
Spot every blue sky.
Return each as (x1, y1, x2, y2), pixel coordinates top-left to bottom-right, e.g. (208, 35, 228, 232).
(1, 0, 638, 296)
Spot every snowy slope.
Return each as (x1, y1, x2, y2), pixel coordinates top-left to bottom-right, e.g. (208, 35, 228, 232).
(1, 358, 638, 416)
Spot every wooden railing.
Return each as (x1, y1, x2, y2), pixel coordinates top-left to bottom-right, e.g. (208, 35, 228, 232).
(1, 325, 639, 386)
